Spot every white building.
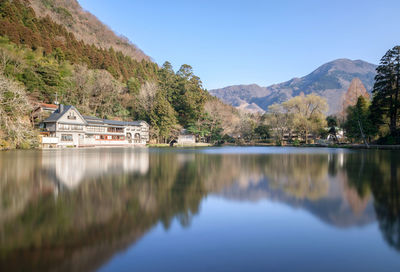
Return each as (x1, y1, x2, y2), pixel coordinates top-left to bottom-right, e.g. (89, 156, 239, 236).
(41, 104, 149, 147)
(177, 129, 196, 145)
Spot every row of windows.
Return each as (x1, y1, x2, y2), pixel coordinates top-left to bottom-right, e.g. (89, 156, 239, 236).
(61, 134, 73, 141)
(61, 134, 126, 141)
(59, 124, 83, 131)
(86, 126, 106, 132)
(126, 127, 148, 132)
(95, 135, 125, 140)
(107, 127, 124, 133)
(59, 124, 148, 133)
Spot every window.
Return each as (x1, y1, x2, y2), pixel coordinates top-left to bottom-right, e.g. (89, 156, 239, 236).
(61, 134, 73, 141)
(71, 125, 83, 130)
(67, 112, 77, 120)
(112, 135, 125, 140)
(107, 127, 124, 133)
(59, 124, 70, 130)
(87, 126, 105, 132)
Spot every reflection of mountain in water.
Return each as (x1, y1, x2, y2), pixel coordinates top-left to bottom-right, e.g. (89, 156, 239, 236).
(218, 153, 376, 228)
(0, 148, 399, 271)
(220, 177, 375, 228)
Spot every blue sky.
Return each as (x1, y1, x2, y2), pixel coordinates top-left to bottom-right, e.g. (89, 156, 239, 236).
(78, 0, 400, 90)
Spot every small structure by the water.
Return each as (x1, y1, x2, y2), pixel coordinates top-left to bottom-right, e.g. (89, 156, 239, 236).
(177, 129, 196, 145)
(31, 103, 58, 124)
(40, 104, 149, 148)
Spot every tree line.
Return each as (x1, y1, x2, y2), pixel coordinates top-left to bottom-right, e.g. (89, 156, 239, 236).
(0, 0, 245, 148)
(253, 46, 400, 146)
(1, 0, 399, 148)
(342, 46, 400, 145)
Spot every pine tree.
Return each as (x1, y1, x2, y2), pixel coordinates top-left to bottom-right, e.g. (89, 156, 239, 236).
(344, 96, 375, 143)
(371, 46, 400, 136)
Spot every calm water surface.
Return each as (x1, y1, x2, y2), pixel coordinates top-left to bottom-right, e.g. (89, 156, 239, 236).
(0, 147, 400, 271)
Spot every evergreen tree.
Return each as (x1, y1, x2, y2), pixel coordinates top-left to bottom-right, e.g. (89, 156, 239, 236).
(371, 46, 400, 136)
(344, 96, 375, 143)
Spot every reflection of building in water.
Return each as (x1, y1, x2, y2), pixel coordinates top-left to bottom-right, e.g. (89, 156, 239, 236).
(41, 149, 149, 191)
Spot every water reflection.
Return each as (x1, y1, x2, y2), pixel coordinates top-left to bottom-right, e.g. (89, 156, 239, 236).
(345, 151, 400, 251)
(0, 147, 399, 271)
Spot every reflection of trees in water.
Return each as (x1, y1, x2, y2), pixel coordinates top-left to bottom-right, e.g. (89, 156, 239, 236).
(345, 151, 400, 251)
(372, 154, 400, 251)
(263, 154, 330, 201)
(0, 151, 210, 271)
(1, 149, 400, 271)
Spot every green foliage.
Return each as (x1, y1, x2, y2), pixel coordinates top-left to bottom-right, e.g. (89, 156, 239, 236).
(0, 0, 157, 83)
(0, 0, 237, 146)
(326, 115, 338, 127)
(344, 96, 376, 142)
(254, 124, 270, 140)
(187, 113, 223, 143)
(221, 134, 235, 143)
(127, 77, 140, 95)
(150, 91, 179, 142)
(371, 46, 400, 137)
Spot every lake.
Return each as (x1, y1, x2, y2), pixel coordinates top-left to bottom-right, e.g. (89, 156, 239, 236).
(0, 147, 399, 271)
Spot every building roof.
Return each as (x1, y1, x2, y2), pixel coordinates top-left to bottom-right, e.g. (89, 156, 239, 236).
(39, 103, 58, 109)
(82, 115, 147, 126)
(43, 105, 88, 124)
(43, 104, 148, 127)
(33, 103, 58, 114)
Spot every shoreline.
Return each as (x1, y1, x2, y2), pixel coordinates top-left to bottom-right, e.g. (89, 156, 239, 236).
(2, 143, 400, 151)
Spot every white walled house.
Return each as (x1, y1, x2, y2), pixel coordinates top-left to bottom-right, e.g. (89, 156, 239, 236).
(177, 129, 196, 145)
(41, 105, 149, 147)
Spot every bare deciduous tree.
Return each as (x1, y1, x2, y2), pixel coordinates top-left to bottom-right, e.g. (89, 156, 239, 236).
(0, 75, 37, 149)
(138, 81, 158, 112)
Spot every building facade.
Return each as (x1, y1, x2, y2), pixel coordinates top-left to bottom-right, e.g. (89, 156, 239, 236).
(177, 129, 196, 145)
(41, 105, 149, 147)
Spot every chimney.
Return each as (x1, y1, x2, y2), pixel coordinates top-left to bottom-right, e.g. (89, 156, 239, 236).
(59, 104, 64, 113)
(54, 93, 59, 105)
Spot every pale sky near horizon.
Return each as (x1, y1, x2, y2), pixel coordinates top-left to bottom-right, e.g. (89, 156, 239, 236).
(78, 0, 400, 90)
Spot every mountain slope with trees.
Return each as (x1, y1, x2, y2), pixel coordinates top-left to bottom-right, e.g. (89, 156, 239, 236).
(210, 59, 377, 115)
(30, 0, 149, 61)
(0, 0, 243, 149)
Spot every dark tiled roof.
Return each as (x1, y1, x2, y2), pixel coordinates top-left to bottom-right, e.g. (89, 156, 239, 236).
(43, 105, 79, 122)
(43, 105, 148, 127)
(82, 115, 147, 126)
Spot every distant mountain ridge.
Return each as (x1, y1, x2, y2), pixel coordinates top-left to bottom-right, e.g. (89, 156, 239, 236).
(210, 59, 377, 114)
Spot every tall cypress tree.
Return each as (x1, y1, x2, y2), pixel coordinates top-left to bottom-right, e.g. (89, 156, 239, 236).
(371, 46, 400, 136)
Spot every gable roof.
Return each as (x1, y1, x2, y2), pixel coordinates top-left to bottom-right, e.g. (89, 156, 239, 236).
(43, 105, 88, 124)
(43, 104, 149, 127)
(82, 115, 148, 127)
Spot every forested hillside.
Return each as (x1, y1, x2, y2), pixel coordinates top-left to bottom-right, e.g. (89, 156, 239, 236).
(0, 0, 244, 149)
(29, 0, 150, 61)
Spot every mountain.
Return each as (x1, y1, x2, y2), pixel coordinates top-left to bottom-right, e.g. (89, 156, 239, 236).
(29, 0, 149, 61)
(0, 0, 240, 149)
(210, 59, 377, 115)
